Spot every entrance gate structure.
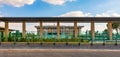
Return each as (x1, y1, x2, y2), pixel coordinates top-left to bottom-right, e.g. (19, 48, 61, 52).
(0, 17, 120, 45)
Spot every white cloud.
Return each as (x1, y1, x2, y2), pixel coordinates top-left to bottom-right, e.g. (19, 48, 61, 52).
(95, 11, 120, 17)
(42, 0, 75, 5)
(0, 0, 35, 7)
(97, 0, 120, 12)
(58, 11, 120, 32)
(59, 11, 92, 17)
(59, 11, 120, 17)
(0, 11, 120, 32)
(96, 13, 120, 17)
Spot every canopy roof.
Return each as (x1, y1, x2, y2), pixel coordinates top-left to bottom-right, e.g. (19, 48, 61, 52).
(0, 17, 120, 22)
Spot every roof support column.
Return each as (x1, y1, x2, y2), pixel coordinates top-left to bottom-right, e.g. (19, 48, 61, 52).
(22, 21, 26, 38)
(108, 21, 113, 40)
(57, 21, 60, 39)
(74, 21, 78, 38)
(91, 21, 95, 39)
(4, 21, 9, 42)
(40, 21, 43, 37)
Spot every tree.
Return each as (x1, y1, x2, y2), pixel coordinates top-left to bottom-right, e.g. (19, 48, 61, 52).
(102, 29, 109, 40)
(112, 22, 120, 34)
(106, 22, 120, 34)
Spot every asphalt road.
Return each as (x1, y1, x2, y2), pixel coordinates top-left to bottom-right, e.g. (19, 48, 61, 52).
(0, 42, 120, 57)
(0, 49, 120, 57)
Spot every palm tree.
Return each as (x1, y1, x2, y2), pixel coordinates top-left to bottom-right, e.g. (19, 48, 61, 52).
(112, 22, 120, 34)
(106, 22, 120, 34)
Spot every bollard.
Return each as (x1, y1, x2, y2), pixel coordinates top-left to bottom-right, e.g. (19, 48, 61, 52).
(39, 36, 43, 46)
(103, 38, 105, 46)
(102, 42, 105, 46)
(53, 37, 56, 46)
(0, 37, 1, 46)
(78, 42, 80, 46)
(103, 37, 105, 46)
(66, 37, 68, 46)
(102, 31, 106, 46)
(78, 39, 81, 46)
(13, 37, 16, 45)
(115, 38, 118, 46)
(115, 34, 118, 46)
(78, 37, 81, 46)
(66, 42, 68, 46)
(27, 42, 29, 45)
(40, 36, 43, 46)
(90, 42, 93, 46)
(27, 37, 30, 46)
(40, 42, 43, 46)
(53, 42, 56, 46)
(115, 42, 117, 46)
(90, 38, 93, 46)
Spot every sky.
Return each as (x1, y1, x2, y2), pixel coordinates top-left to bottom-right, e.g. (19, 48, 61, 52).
(0, 0, 120, 33)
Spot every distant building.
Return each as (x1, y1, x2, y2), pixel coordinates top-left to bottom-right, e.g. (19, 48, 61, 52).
(35, 26, 84, 38)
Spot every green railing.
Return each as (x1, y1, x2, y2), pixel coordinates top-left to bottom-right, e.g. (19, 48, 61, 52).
(0, 30, 120, 45)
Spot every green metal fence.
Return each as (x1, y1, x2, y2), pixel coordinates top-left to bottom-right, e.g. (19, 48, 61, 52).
(0, 30, 120, 44)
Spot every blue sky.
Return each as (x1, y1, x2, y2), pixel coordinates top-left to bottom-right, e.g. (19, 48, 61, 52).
(0, 0, 120, 32)
(0, 0, 120, 17)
